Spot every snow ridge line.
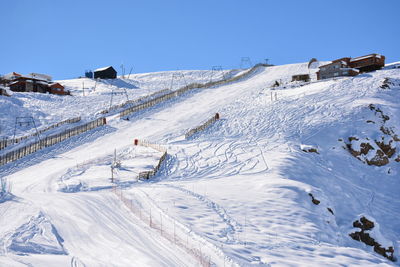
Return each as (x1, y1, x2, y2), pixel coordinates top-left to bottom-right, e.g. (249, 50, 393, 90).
(112, 186, 216, 267)
(119, 64, 267, 118)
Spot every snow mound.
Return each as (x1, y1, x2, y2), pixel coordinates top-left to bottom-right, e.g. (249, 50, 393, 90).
(7, 212, 67, 255)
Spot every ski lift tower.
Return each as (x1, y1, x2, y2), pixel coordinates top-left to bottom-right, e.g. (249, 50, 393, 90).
(240, 57, 253, 69)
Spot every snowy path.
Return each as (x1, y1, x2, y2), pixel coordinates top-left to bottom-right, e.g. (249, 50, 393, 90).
(1, 64, 399, 266)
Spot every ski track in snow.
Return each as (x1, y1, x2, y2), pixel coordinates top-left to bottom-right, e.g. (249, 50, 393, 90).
(162, 184, 242, 244)
(1, 64, 399, 266)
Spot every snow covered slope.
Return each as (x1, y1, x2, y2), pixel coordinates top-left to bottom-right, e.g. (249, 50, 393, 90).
(0, 62, 399, 266)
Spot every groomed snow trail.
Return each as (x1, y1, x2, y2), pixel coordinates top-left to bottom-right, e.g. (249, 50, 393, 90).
(1, 64, 399, 266)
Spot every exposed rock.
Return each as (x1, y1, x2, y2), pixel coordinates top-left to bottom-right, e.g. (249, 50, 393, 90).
(327, 208, 334, 215)
(380, 77, 400, 90)
(366, 150, 389, 166)
(380, 126, 394, 136)
(350, 217, 395, 262)
(375, 139, 396, 158)
(303, 148, 318, 154)
(346, 137, 392, 166)
(308, 193, 320, 205)
(395, 155, 400, 162)
(301, 144, 319, 154)
(360, 216, 375, 230)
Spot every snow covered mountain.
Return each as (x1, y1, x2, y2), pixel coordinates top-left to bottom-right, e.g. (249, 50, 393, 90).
(0, 61, 399, 266)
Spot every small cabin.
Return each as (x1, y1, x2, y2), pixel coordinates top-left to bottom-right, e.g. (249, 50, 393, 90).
(0, 88, 10, 96)
(292, 74, 310, 82)
(93, 66, 117, 79)
(50, 83, 70, 95)
(8, 79, 49, 93)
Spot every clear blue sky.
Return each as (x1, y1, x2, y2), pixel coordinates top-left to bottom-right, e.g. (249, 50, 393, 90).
(1, 0, 399, 80)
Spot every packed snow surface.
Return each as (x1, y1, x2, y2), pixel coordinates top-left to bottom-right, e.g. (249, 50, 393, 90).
(1, 62, 399, 266)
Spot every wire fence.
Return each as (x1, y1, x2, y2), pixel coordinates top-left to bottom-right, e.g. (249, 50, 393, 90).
(112, 186, 212, 267)
(0, 117, 106, 166)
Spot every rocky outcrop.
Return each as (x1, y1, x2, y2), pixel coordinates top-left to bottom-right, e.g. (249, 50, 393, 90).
(346, 137, 392, 166)
(380, 77, 400, 89)
(301, 144, 319, 154)
(349, 216, 395, 262)
(308, 193, 320, 205)
(344, 105, 399, 166)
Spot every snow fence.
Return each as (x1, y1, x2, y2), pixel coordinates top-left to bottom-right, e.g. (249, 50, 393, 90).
(185, 113, 220, 139)
(134, 139, 167, 180)
(99, 89, 170, 115)
(0, 116, 81, 151)
(0, 118, 106, 166)
(119, 64, 267, 119)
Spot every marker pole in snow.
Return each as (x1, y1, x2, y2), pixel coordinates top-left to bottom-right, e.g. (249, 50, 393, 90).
(127, 67, 133, 80)
(160, 213, 163, 235)
(150, 208, 152, 227)
(174, 220, 176, 244)
(111, 167, 114, 183)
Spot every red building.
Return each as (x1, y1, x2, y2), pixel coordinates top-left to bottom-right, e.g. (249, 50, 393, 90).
(50, 83, 69, 95)
(2, 72, 70, 95)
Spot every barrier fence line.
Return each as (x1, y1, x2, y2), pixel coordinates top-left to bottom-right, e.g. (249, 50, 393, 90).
(113, 186, 212, 267)
(134, 139, 168, 180)
(100, 89, 171, 115)
(185, 113, 220, 139)
(0, 116, 81, 151)
(0, 117, 106, 166)
(119, 64, 267, 119)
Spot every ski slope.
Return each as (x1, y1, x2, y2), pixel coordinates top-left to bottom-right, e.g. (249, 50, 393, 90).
(1, 62, 399, 266)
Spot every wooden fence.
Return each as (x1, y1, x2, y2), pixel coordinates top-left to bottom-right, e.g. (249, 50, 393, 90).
(119, 64, 267, 119)
(185, 113, 220, 139)
(100, 89, 170, 115)
(0, 116, 81, 151)
(138, 151, 167, 180)
(134, 139, 168, 180)
(0, 117, 106, 166)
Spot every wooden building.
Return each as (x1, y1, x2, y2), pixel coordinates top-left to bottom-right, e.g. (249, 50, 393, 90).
(292, 74, 310, 82)
(350, 54, 385, 72)
(49, 83, 69, 95)
(93, 66, 117, 79)
(316, 58, 358, 80)
(317, 53, 385, 80)
(8, 79, 49, 93)
(3, 72, 70, 95)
